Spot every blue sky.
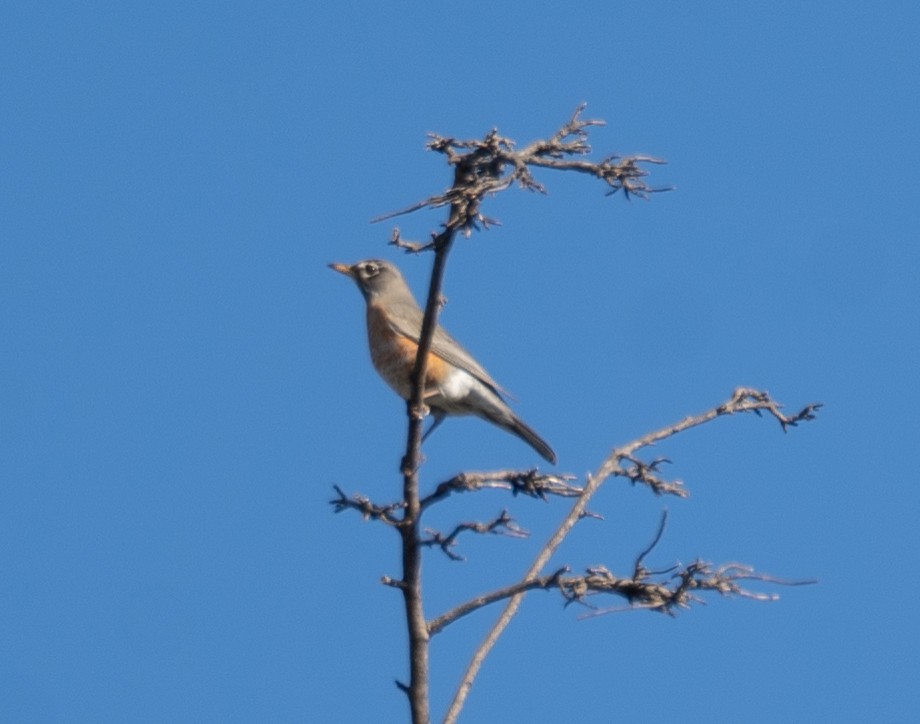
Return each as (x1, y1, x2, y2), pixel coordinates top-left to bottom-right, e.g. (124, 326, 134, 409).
(2, 2, 918, 722)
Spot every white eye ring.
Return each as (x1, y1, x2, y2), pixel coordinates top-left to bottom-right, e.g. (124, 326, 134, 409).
(363, 262, 379, 277)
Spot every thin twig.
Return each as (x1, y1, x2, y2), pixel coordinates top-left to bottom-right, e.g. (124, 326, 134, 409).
(420, 510, 528, 561)
(329, 485, 404, 525)
(634, 509, 669, 577)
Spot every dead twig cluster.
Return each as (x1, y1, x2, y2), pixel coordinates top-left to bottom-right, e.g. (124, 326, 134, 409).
(377, 103, 670, 245)
(566, 561, 816, 618)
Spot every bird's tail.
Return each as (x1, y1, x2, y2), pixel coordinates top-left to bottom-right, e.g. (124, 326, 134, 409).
(501, 415, 557, 465)
(463, 384, 557, 464)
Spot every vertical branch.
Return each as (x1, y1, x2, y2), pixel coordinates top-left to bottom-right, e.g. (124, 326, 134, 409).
(399, 222, 458, 724)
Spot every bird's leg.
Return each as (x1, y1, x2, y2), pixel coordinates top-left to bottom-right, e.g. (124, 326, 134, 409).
(421, 414, 446, 442)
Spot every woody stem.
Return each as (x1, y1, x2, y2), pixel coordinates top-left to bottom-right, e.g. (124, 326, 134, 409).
(400, 226, 455, 724)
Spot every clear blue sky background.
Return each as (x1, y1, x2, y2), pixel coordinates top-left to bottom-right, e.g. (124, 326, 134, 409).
(2, 2, 918, 722)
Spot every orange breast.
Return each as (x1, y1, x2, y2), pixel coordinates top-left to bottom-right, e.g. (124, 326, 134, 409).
(366, 303, 451, 399)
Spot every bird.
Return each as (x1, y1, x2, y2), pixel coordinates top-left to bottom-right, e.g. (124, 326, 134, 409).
(329, 259, 556, 464)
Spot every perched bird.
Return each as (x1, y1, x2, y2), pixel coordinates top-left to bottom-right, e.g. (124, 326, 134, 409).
(329, 259, 556, 464)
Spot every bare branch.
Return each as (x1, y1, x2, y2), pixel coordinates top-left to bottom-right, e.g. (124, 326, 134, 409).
(386, 227, 435, 254)
(329, 485, 404, 525)
(430, 549, 815, 634)
(443, 387, 820, 723)
(420, 469, 582, 510)
(429, 568, 570, 635)
(597, 388, 823, 492)
(572, 561, 818, 619)
(420, 510, 528, 561)
(394, 120, 475, 722)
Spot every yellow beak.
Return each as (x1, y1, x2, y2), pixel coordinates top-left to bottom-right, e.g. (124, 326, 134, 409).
(328, 262, 355, 278)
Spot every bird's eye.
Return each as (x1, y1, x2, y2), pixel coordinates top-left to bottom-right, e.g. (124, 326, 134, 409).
(363, 262, 379, 277)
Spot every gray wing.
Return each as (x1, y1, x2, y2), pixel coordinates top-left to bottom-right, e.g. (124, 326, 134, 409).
(385, 299, 511, 398)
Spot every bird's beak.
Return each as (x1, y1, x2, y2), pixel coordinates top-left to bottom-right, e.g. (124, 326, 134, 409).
(328, 262, 355, 278)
